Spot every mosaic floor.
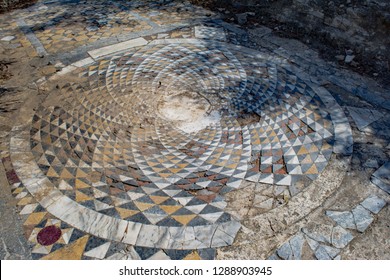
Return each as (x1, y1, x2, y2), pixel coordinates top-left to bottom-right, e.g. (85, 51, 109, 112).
(1, 0, 388, 260)
(7, 34, 353, 258)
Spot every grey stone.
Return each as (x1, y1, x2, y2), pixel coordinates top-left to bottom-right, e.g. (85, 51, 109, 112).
(346, 107, 384, 131)
(267, 253, 280, 260)
(302, 224, 333, 244)
(363, 159, 379, 169)
(352, 205, 374, 233)
(360, 195, 387, 214)
(249, 26, 272, 38)
(15, 18, 48, 57)
(326, 210, 356, 230)
(276, 242, 293, 260)
(236, 13, 248, 24)
(157, 33, 169, 39)
(371, 177, 390, 195)
(1, 36, 15, 42)
(194, 26, 226, 41)
(305, 236, 319, 251)
(331, 226, 354, 249)
(0, 165, 31, 259)
(314, 246, 332, 260)
(322, 245, 340, 259)
(86, 26, 99, 32)
(289, 233, 305, 260)
(371, 162, 390, 194)
(315, 245, 340, 260)
(345, 55, 355, 63)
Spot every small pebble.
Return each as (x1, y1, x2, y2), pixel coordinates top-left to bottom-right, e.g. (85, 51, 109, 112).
(1, 36, 15, 42)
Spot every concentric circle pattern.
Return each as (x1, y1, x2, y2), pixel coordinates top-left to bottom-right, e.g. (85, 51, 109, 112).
(26, 39, 343, 249)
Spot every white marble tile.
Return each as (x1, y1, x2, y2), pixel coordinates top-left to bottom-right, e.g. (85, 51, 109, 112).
(147, 250, 171, 260)
(121, 222, 142, 245)
(72, 57, 95, 68)
(135, 224, 163, 247)
(20, 203, 39, 215)
(88, 38, 148, 59)
(84, 242, 111, 259)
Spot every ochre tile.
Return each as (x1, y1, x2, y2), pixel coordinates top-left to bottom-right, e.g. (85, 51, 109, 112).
(24, 212, 46, 226)
(41, 235, 89, 260)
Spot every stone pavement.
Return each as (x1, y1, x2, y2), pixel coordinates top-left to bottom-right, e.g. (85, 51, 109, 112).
(0, 0, 389, 260)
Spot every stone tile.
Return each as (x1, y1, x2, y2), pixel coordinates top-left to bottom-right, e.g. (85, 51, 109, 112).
(195, 26, 226, 41)
(360, 195, 387, 214)
(277, 242, 293, 260)
(147, 250, 171, 260)
(88, 38, 148, 59)
(326, 210, 356, 230)
(314, 246, 332, 260)
(351, 205, 374, 233)
(289, 233, 305, 260)
(1, 36, 16, 41)
(371, 162, 390, 194)
(346, 107, 384, 131)
(331, 226, 353, 249)
(302, 224, 333, 244)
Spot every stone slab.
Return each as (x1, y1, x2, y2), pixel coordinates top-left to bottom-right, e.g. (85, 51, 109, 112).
(346, 107, 384, 131)
(371, 162, 390, 194)
(88, 37, 148, 59)
(360, 195, 387, 214)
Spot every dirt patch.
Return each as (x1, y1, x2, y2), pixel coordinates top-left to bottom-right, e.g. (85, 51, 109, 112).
(0, 0, 37, 13)
(188, 0, 390, 87)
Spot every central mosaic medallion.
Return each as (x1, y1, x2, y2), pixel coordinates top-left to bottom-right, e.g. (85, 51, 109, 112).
(157, 90, 220, 133)
(13, 38, 351, 250)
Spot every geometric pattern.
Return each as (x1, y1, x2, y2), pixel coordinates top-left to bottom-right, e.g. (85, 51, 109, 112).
(10, 38, 350, 251)
(1, 157, 215, 260)
(16, 0, 215, 54)
(19, 0, 152, 53)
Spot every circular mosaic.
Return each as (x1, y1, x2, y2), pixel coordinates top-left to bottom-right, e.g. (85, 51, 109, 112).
(12, 39, 351, 250)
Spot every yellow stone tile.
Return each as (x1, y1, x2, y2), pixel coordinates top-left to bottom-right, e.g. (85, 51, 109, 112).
(159, 172, 172, 178)
(149, 196, 169, 205)
(177, 163, 188, 168)
(75, 190, 93, 202)
(171, 214, 196, 225)
(305, 164, 318, 175)
(12, 187, 24, 195)
(225, 163, 237, 169)
(24, 212, 46, 226)
(17, 196, 33, 206)
(183, 251, 202, 260)
(75, 179, 90, 189)
(160, 205, 182, 215)
(297, 146, 309, 155)
(75, 35, 88, 42)
(168, 167, 182, 174)
(309, 144, 319, 152)
(47, 166, 59, 177)
(41, 235, 89, 260)
(27, 48, 38, 58)
(134, 202, 154, 211)
(76, 168, 88, 178)
(301, 155, 312, 164)
(60, 168, 74, 179)
(116, 208, 139, 219)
